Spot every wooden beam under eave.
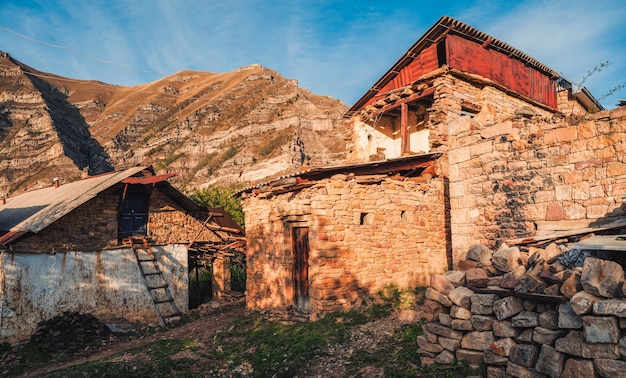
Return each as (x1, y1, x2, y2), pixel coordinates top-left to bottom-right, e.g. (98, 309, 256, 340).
(368, 87, 435, 118)
(401, 103, 409, 154)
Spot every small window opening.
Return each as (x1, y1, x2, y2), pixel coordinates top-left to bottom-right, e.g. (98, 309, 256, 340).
(401, 210, 408, 222)
(360, 213, 374, 225)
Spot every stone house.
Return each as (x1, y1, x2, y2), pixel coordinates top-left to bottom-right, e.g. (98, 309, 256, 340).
(239, 16, 626, 319)
(0, 165, 244, 343)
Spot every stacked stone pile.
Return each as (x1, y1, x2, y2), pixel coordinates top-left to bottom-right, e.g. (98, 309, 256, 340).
(419, 242, 626, 377)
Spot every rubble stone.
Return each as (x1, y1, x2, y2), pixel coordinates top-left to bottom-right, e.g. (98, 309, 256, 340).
(555, 330, 583, 357)
(581, 343, 620, 359)
(442, 270, 466, 287)
(490, 337, 516, 356)
(450, 305, 472, 320)
(582, 316, 619, 343)
(493, 296, 524, 320)
(492, 246, 521, 273)
(542, 243, 562, 262)
(466, 244, 492, 263)
(515, 329, 534, 343)
(505, 361, 544, 378)
(500, 265, 526, 289)
(430, 274, 455, 295)
(592, 299, 626, 317)
(593, 359, 626, 378)
(519, 272, 547, 293)
(417, 335, 444, 353)
(570, 291, 602, 315)
(470, 315, 493, 331)
(435, 350, 455, 365)
(621, 336, 626, 358)
(425, 287, 453, 307)
(470, 293, 497, 315)
(438, 336, 461, 352)
(511, 311, 538, 328)
(538, 309, 559, 329)
(493, 319, 521, 338)
(486, 366, 507, 378)
(423, 322, 464, 339)
(448, 286, 474, 309)
(532, 326, 565, 345)
(558, 302, 583, 329)
(561, 358, 596, 378)
(460, 331, 494, 351)
(465, 268, 489, 288)
(483, 350, 508, 364)
(535, 345, 564, 378)
(509, 343, 539, 367)
(438, 313, 452, 327)
(560, 272, 582, 299)
(450, 319, 473, 331)
(581, 257, 625, 298)
(455, 348, 484, 364)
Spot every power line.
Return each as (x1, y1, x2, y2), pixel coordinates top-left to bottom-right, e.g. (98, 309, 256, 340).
(0, 24, 164, 77)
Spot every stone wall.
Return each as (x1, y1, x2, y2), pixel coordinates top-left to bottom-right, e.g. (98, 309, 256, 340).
(420, 243, 626, 377)
(448, 106, 626, 265)
(243, 174, 449, 317)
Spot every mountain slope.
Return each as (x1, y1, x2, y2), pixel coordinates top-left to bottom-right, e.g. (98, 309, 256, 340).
(0, 52, 347, 195)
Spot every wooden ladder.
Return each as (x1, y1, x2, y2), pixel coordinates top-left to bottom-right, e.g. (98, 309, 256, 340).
(126, 237, 181, 328)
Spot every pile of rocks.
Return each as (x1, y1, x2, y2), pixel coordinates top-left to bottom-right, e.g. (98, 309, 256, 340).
(30, 312, 111, 354)
(419, 242, 626, 377)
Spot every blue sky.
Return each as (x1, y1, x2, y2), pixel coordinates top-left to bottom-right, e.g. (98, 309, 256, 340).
(1, 0, 625, 109)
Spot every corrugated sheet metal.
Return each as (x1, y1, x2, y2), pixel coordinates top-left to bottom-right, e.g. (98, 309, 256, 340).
(122, 173, 176, 185)
(0, 166, 147, 234)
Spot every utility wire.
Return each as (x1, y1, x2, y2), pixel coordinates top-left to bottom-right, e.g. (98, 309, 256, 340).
(0, 24, 164, 76)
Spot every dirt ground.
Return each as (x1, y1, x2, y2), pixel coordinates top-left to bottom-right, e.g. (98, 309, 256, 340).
(18, 299, 430, 377)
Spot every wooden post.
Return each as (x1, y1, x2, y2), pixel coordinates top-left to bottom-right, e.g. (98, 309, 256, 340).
(401, 102, 409, 155)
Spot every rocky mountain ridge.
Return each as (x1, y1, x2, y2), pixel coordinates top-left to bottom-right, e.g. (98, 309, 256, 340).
(0, 51, 348, 196)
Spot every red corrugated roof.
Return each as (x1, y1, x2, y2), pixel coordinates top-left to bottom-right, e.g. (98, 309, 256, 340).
(122, 173, 176, 185)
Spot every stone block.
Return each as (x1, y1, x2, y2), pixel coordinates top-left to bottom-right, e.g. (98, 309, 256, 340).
(438, 313, 452, 327)
(511, 311, 538, 328)
(493, 296, 524, 320)
(423, 322, 464, 340)
(455, 348, 484, 364)
(470, 315, 493, 331)
(430, 273, 455, 295)
(448, 286, 474, 309)
(536, 344, 564, 378)
(533, 326, 565, 345)
(543, 284, 560, 296)
(560, 272, 582, 299)
(509, 343, 539, 368)
(466, 244, 493, 263)
(542, 243, 562, 262)
(581, 257, 625, 298)
(438, 336, 461, 352)
(419, 356, 436, 366)
(450, 305, 472, 320)
(621, 336, 626, 358)
(592, 299, 626, 317)
(581, 343, 620, 359)
(423, 326, 438, 343)
(434, 350, 455, 365)
(460, 331, 494, 351)
(570, 291, 602, 315)
(465, 268, 489, 288)
(505, 361, 543, 378)
(500, 265, 527, 289)
(538, 309, 559, 329)
(471, 293, 498, 315)
(593, 359, 626, 378)
(421, 299, 444, 321)
(486, 366, 507, 378)
(561, 358, 596, 378)
(493, 319, 521, 338)
(582, 316, 619, 343)
(457, 259, 479, 271)
(417, 335, 444, 353)
(518, 272, 547, 293)
(558, 302, 583, 329)
(443, 270, 466, 287)
(425, 287, 453, 307)
(555, 330, 583, 357)
(450, 319, 473, 331)
(490, 337, 516, 356)
(492, 246, 521, 272)
(515, 329, 534, 343)
(483, 350, 508, 365)
(523, 299, 537, 311)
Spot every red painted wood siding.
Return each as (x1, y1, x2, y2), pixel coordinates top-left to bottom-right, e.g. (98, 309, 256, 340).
(446, 34, 557, 108)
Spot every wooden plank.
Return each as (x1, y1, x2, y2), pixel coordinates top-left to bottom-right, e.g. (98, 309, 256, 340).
(472, 287, 568, 303)
(508, 218, 626, 246)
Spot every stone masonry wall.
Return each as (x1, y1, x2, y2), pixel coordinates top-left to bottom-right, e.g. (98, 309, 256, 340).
(448, 107, 626, 265)
(243, 174, 449, 318)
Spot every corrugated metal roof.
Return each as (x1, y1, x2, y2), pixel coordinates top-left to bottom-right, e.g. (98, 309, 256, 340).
(346, 16, 601, 117)
(0, 166, 147, 235)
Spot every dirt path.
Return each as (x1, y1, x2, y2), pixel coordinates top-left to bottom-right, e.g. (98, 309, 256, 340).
(20, 302, 246, 377)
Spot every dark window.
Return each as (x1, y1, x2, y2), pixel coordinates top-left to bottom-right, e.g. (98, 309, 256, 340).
(118, 185, 150, 239)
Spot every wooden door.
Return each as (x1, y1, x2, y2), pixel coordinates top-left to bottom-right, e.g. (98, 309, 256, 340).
(291, 227, 310, 311)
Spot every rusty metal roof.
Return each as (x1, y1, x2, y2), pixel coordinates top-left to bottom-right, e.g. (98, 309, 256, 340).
(346, 15, 601, 117)
(0, 166, 147, 235)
